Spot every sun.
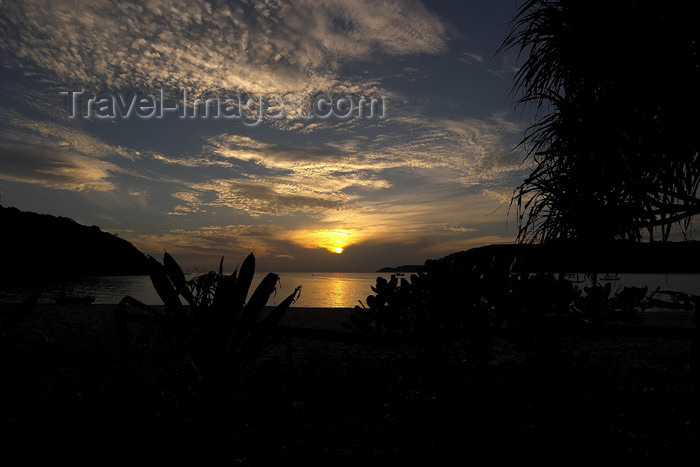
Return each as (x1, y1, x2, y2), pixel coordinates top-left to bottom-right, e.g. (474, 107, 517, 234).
(289, 228, 357, 254)
(311, 230, 352, 254)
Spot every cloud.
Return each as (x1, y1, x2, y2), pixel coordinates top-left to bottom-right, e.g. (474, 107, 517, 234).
(122, 223, 296, 264)
(1, 0, 449, 99)
(193, 178, 347, 217)
(0, 144, 117, 191)
(327, 112, 528, 189)
(117, 167, 520, 269)
(426, 113, 527, 185)
(215, 111, 525, 187)
(295, 185, 516, 254)
(0, 109, 136, 160)
(459, 51, 484, 64)
(200, 133, 394, 204)
(0, 0, 528, 272)
(150, 152, 234, 168)
(0, 107, 525, 255)
(156, 108, 526, 224)
(481, 187, 516, 205)
(207, 133, 343, 164)
(442, 224, 477, 233)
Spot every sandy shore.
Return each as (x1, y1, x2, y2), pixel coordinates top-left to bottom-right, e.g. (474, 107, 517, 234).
(4, 302, 696, 330)
(1, 303, 357, 350)
(2, 302, 694, 348)
(1, 302, 695, 370)
(1, 302, 695, 347)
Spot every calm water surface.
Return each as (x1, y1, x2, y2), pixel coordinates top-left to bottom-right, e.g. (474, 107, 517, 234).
(0, 272, 400, 308)
(2, 271, 699, 308)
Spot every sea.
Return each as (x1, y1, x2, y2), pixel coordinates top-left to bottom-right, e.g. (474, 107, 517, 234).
(1, 271, 699, 309)
(0, 272, 399, 308)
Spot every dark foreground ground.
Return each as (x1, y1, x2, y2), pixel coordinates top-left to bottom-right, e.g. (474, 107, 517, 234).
(0, 304, 697, 465)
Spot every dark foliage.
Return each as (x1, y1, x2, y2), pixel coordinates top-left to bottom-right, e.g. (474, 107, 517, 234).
(348, 253, 648, 340)
(115, 251, 301, 396)
(500, 1, 700, 242)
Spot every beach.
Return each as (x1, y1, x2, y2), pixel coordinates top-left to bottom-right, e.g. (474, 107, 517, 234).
(1, 303, 697, 464)
(2, 302, 694, 361)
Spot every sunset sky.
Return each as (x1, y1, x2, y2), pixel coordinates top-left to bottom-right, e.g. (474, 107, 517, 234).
(0, 0, 531, 272)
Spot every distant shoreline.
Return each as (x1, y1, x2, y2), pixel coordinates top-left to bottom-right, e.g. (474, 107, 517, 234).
(437, 241, 700, 274)
(376, 265, 425, 273)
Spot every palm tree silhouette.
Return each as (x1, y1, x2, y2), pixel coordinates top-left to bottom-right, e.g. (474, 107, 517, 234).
(501, 0, 700, 243)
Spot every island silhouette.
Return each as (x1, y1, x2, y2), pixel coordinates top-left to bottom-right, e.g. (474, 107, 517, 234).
(0, 205, 148, 279)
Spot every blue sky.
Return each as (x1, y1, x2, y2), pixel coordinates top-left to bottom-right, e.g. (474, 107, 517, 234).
(0, 0, 531, 272)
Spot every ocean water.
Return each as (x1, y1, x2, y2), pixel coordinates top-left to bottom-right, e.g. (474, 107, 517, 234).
(0, 272, 401, 308)
(1, 271, 699, 309)
(577, 272, 700, 295)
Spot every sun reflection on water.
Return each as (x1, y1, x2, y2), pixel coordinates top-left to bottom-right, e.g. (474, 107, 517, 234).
(329, 277, 348, 308)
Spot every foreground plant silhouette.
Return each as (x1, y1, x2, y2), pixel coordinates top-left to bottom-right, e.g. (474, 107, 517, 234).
(115, 251, 300, 395)
(499, 1, 700, 243)
(348, 254, 648, 340)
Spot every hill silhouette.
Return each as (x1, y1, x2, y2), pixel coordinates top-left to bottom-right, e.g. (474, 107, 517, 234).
(0, 205, 148, 278)
(430, 240, 700, 274)
(376, 264, 426, 273)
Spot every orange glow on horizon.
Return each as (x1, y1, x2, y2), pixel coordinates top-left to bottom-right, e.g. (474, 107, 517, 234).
(287, 228, 364, 254)
(305, 229, 354, 254)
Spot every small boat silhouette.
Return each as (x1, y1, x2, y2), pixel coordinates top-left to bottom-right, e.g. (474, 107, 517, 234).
(647, 290, 693, 310)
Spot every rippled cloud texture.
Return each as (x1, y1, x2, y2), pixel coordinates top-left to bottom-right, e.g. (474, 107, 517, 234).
(0, 0, 527, 271)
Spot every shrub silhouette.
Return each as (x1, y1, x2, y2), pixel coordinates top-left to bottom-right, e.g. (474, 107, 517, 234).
(115, 251, 300, 394)
(348, 255, 647, 340)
